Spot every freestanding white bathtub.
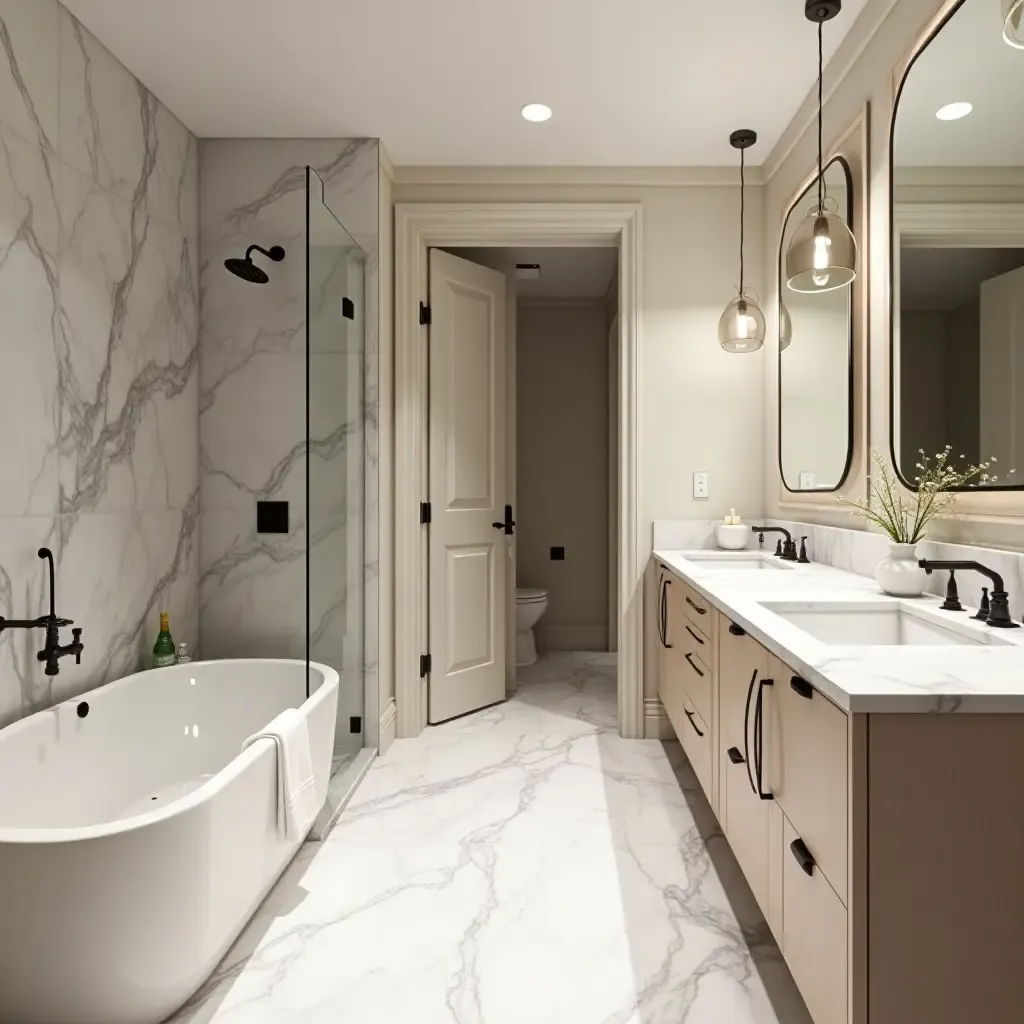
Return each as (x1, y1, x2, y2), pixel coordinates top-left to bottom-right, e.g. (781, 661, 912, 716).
(0, 658, 338, 1024)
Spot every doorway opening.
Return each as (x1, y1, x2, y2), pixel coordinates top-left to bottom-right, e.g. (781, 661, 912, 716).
(393, 203, 643, 741)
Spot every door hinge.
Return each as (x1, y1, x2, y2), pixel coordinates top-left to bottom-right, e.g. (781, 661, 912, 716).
(420, 653, 432, 678)
(419, 301, 431, 326)
(420, 501, 432, 524)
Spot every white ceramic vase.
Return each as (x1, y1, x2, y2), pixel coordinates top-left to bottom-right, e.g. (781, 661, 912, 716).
(875, 542, 928, 597)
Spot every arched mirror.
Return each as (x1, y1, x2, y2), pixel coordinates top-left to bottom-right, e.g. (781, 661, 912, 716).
(778, 158, 854, 492)
(891, 0, 1024, 490)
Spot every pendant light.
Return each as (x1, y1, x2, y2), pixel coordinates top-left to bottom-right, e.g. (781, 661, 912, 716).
(1005, 0, 1024, 49)
(786, 0, 858, 294)
(719, 129, 766, 353)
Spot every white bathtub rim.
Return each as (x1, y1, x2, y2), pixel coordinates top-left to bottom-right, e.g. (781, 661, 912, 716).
(0, 659, 339, 845)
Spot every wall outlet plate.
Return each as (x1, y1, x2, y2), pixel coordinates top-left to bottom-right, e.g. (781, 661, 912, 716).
(693, 472, 709, 500)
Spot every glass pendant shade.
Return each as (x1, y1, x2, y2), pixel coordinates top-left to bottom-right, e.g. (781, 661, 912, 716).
(719, 293, 766, 353)
(786, 208, 857, 293)
(1005, 0, 1024, 48)
(780, 300, 793, 351)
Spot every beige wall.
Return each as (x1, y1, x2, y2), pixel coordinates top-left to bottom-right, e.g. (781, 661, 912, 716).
(762, 0, 1024, 549)
(517, 301, 609, 650)
(394, 175, 766, 697)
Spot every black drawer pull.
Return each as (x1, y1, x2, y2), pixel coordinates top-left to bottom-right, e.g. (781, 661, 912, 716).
(790, 676, 814, 699)
(728, 623, 746, 636)
(684, 652, 705, 677)
(726, 746, 744, 765)
(686, 596, 707, 616)
(684, 709, 704, 737)
(685, 624, 705, 645)
(790, 837, 816, 876)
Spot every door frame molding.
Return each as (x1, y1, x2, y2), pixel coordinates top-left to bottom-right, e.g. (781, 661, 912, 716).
(394, 202, 643, 739)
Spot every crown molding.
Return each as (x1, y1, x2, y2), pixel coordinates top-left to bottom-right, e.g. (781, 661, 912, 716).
(391, 164, 765, 188)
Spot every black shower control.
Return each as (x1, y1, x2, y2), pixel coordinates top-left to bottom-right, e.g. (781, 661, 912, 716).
(257, 500, 289, 534)
(551, 547, 565, 561)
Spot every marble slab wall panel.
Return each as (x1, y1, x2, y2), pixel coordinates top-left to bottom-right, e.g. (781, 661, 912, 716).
(0, 0, 199, 727)
(652, 519, 759, 551)
(198, 139, 378, 747)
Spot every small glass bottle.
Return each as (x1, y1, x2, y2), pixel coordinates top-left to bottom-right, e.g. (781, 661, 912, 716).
(152, 612, 176, 668)
(175, 641, 192, 665)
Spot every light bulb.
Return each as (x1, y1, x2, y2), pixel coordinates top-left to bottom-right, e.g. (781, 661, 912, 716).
(811, 228, 832, 287)
(735, 307, 750, 340)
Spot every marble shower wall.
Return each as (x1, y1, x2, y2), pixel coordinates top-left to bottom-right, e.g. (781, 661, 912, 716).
(0, 1, 199, 727)
(198, 139, 379, 742)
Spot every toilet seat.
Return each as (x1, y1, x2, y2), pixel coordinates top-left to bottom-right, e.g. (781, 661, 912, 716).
(516, 588, 547, 604)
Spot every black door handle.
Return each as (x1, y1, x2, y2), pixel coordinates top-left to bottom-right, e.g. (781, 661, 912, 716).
(728, 622, 746, 636)
(790, 676, 814, 699)
(492, 504, 516, 535)
(684, 709, 704, 737)
(685, 624, 705, 646)
(790, 837, 816, 876)
(727, 746, 744, 765)
(686, 596, 707, 616)
(684, 652, 705, 678)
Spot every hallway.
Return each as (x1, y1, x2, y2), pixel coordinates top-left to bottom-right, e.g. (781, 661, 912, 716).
(172, 653, 811, 1023)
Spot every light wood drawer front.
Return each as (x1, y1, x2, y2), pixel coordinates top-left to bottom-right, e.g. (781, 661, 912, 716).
(720, 743, 771, 917)
(766, 656, 849, 905)
(719, 617, 768, 753)
(664, 683, 712, 806)
(782, 816, 848, 1024)
(677, 578, 712, 638)
(678, 635, 713, 726)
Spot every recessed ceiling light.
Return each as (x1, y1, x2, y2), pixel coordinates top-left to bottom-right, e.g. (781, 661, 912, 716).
(521, 103, 552, 123)
(935, 102, 973, 121)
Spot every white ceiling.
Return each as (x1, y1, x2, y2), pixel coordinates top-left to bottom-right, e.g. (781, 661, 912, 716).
(448, 248, 617, 299)
(895, 0, 1024, 166)
(61, 0, 868, 166)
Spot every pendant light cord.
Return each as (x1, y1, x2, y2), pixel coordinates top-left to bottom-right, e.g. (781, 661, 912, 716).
(817, 19, 824, 213)
(739, 145, 746, 296)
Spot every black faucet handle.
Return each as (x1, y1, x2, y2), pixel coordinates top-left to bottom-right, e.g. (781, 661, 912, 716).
(973, 587, 991, 622)
(72, 627, 83, 664)
(774, 539, 783, 557)
(941, 570, 964, 612)
(798, 537, 810, 563)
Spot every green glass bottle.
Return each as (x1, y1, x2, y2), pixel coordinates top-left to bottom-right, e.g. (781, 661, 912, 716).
(153, 612, 176, 668)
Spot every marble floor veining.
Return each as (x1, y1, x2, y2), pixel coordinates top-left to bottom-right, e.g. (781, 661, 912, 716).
(171, 652, 812, 1024)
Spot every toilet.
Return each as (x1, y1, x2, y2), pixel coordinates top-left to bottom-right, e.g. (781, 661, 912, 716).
(515, 588, 548, 667)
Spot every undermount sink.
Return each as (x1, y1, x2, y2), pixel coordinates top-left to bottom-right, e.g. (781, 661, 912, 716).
(683, 553, 795, 571)
(760, 601, 1012, 647)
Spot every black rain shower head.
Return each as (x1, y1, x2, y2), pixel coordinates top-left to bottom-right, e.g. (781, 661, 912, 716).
(224, 244, 285, 284)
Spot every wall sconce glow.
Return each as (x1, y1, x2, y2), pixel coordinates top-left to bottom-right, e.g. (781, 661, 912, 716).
(1004, 0, 1024, 48)
(521, 103, 553, 122)
(935, 101, 973, 121)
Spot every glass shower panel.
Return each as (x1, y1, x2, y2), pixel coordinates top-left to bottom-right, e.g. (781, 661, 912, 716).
(306, 168, 365, 768)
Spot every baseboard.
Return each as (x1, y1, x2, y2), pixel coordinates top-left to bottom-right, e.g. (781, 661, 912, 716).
(539, 624, 608, 651)
(379, 698, 397, 755)
(644, 697, 674, 740)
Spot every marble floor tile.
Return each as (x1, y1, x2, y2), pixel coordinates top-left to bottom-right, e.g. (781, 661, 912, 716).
(170, 652, 811, 1024)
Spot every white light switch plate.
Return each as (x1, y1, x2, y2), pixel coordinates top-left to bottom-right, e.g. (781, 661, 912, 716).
(799, 471, 816, 489)
(693, 471, 709, 499)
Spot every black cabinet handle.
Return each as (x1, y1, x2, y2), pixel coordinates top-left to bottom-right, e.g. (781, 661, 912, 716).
(727, 746, 744, 765)
(755, 678, 774, 801)
(790, 676, 814, 699)
(790, 837, 816, 876)
(684, 652, 705, 678)
(684, 709, 704, 737)
(685, 624, 705, 646)
(743, 669, 757, 795)
(686, 596, 707, 616)
(657, 576, 666, 647)
(662, 580, 673, 649)
(728, 623, 746, 636)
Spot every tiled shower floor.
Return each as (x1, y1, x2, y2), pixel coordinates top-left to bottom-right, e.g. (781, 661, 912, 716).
(169, 652, 811, 1023)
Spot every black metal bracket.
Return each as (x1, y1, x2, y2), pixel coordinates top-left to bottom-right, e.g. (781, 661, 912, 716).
(420, 502, 432, 525)
(419, 654, 432, 678)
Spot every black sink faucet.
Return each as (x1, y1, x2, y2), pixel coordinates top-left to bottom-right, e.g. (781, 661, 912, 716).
(918, 560, 1019, 629)
(0, 548, 85, 675)
(751, 526, 798, 561)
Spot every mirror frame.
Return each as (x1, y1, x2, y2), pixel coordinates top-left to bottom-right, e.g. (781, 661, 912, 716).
(887, 0, 1024, 512)
(775, 107, 870, 515)
(778, 155, 856, 495)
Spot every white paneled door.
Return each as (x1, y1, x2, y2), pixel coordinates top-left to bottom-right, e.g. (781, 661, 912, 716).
(428, 250, 508, 723)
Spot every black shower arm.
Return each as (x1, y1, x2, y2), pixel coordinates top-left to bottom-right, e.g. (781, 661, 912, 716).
(245, 244, 276, 262)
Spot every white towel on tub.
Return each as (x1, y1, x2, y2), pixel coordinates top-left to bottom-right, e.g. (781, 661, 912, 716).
(242, 708, 319, 841)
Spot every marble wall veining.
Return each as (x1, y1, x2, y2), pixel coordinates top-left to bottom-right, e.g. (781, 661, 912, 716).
(197, 139, 379, 744)
(0, 0, 199, 727)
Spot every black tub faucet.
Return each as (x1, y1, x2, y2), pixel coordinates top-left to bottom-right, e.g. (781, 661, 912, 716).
(918, 560, 1019, 629)
(0, 548, 85, 675)
(751, 526, 798, 561)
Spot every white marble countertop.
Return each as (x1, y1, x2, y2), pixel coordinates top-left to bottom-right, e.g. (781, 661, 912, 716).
(654, 549, 1024, 714)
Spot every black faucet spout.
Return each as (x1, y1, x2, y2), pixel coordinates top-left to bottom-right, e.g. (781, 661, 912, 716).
(751, 526, 798, 561)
